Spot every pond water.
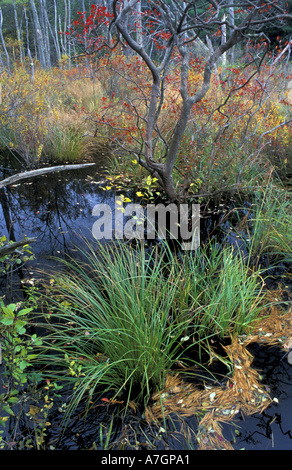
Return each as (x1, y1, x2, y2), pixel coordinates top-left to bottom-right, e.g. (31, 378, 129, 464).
(223, 342, 292, 450)
(0, 159, 115, 292)
(0, 157, 291, 450)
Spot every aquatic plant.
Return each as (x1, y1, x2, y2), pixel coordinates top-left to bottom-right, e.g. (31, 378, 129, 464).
(45, 122, 93, 163)
(247, 184, 292, 266)
(228, 184, 292, 267)
(34, 234, 271, 425)
(36, 240, 195, 415)
(174, 243, 268, 342)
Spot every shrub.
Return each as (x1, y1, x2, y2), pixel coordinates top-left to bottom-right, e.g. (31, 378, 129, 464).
(0, 65, 63, 167)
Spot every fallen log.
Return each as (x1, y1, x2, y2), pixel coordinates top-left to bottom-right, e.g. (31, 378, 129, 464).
(0, 163, 96, 189)
(0, 237, 37, 257)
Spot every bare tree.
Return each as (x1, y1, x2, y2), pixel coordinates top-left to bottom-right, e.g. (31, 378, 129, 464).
(53, 0, 62, 62)
(12, 0, 25, 64)
(23, 6, 35, 81)
(40, 0, 51, 68)
(30, 0, 47, 67)
(0, 7, 10, 72)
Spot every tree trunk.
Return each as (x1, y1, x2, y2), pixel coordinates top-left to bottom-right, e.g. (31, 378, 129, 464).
(44, 0, 61, 64)
(0, 8, 10, 72)
(53, 0, 61, 63)
(228, 0, 235, 63)
(13, 0, 24, 64)
(41, 0, 51, 68)
(24, 6, 35, 82)
(30, 0, 47, 68)
(81, 0, 90, 76)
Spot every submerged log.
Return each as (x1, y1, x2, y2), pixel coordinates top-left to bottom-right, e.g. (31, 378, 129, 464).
(0, 163, 96, 189)
(0, 237, 37, 257)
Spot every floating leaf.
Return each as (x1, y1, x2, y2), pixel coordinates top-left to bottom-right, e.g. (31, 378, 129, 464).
(209, 391, 216, 402)
(28, 405, 40, 416)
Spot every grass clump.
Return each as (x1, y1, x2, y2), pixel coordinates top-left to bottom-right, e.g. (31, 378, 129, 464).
(175, 243, 268, 342)
(45, 122, 91, 163)
(37, 241, 193, 414)
(35, 237, 270, 422)
(248, 185, 292, 266)
(227, 184, 292, 268)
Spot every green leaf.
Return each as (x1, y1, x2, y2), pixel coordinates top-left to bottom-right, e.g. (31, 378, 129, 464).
(3, 405, 14, 416)
(5, 304, 16, 313)
(19, 360, 29, 371)
(1, 309, 14, 318)
(17, 308, 33, 317)
(0, 317, 14, 326)
(26, 354, 37, 360)
(15, 319, 27, 333)
(7, 397, 19, 404)
(0, 417, 9, 427)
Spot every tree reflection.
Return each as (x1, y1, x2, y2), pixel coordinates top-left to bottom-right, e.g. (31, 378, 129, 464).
(0, 165, 119, 300)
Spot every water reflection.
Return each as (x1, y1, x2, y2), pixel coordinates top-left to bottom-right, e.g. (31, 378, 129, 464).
(222, 344, 292, 450)
(0, 165, 117, 261)
(0, 163, 125, 302)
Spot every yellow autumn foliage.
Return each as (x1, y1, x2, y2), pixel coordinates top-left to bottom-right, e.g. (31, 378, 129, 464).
(0, 65, 64, 166)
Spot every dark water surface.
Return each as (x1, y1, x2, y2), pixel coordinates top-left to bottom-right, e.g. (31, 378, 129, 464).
(229, 344, 292, 450)
(0, 159, 292, 450)
(0, 162, 114, 270)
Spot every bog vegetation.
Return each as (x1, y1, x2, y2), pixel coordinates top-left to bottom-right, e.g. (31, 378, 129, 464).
(0, 0, 292, 450)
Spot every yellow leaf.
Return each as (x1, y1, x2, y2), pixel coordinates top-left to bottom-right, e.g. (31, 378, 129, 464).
(29, 405, 40, 416)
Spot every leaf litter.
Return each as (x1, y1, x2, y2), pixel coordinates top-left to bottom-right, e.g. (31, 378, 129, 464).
(145, 301, 292, 450)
